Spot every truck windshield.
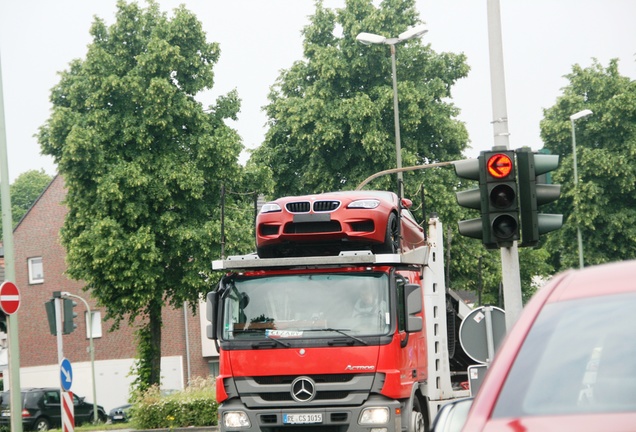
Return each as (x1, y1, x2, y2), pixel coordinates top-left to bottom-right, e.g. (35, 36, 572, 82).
(221, 272, 390, 341)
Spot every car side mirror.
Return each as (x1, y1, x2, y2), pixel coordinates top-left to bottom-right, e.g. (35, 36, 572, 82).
(400, 198, 413, 209)
(430, 397, 473, 432)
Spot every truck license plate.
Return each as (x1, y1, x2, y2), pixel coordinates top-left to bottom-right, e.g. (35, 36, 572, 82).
(283, 413, 322, 424)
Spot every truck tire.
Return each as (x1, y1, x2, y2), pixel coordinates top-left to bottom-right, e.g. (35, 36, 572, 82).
(409, 396, 426, 432)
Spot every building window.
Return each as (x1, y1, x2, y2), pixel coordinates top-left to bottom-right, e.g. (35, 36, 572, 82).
(28, 257, 44, 284)
(85, 310, 103, 339)
(208, 360, 219, 378)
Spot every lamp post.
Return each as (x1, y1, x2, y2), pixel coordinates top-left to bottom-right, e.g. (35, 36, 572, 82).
(569, 109, 593, 269)
(356, 24, 428, 197)
(62, 291, 98, 423)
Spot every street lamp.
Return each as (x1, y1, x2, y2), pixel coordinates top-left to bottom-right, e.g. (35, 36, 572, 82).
(356, 24, 428, 196)
(62, 292, 98, 423)
(569, 109, 593, 269)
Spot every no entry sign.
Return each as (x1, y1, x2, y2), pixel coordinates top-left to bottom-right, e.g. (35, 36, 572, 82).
(0, 281, 21, 315)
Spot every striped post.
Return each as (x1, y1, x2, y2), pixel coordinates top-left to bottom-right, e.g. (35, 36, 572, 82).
(62, 390, 75, 432)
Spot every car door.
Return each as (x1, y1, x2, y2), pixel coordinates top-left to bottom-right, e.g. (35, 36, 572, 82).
(73, 393, 92, 425)
(42, 390, 62, 427)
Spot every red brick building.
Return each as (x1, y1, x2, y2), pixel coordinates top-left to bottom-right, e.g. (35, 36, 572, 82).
(10, 175, 218, 410)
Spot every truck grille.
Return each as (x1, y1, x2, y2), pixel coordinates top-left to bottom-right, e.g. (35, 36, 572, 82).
(236, 373, 374, 408)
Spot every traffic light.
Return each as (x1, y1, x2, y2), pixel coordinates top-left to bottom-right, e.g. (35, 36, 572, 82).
(45, 299, 57, 335)
(454, 156, 492, 245)
(63, 298, 78, 334)
(483, 151, 520, 247)
(516, 148, 563, 247)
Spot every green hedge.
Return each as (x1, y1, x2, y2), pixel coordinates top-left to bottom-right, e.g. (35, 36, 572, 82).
(131, 377, 218, 429)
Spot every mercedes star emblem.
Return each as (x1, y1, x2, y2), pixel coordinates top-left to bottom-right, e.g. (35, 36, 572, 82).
(290, 376, 317, 402)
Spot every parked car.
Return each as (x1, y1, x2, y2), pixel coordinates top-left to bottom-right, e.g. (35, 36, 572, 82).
(255, 190, 426, 257)
(0, 388, 107, 431)
(108, 403, 132, 423)
(432, 259, 636, 431)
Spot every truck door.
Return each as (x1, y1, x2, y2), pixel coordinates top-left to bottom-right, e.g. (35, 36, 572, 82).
(395, 274, 421, 381)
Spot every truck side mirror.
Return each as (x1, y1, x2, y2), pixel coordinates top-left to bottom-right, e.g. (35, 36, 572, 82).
(206, 291, 218, 340)
(405, 283, 423, 332)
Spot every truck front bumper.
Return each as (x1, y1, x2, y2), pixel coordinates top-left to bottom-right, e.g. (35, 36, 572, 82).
(218, 395, 402, 432)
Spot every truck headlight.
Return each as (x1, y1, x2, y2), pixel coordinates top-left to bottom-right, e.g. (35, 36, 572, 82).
(359, 406, 389, 424)
(223, 411, 251, 428)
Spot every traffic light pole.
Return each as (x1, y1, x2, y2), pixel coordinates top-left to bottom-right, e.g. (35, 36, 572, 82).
(62, 292, 98, 423)
(487, 0, 522, 330)
(53, 292, 64, 365)
(500, 245, 522, 329)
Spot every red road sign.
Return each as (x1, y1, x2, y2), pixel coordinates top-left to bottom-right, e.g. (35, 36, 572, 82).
(0, 281, 21, 315)
(487, 153, 513, 179)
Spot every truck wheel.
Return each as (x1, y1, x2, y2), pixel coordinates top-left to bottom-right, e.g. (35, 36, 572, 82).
(377, 212, 399, 254)
(409, 397, 426, 432)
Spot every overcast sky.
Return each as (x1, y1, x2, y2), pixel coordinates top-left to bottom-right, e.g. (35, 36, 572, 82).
(0, 0, 634, 182)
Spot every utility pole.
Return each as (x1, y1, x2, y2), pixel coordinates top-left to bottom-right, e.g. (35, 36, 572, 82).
(486, 0, 523, 330)
(0, 50, 23, 432)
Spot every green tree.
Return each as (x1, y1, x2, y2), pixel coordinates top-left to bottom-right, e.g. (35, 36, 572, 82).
(37, 1, 249, 392)
(2, 170, 53, 238)
(540, 59, 636, 270)
(249, 0, 551, 301)
(250, 0, 469, 196)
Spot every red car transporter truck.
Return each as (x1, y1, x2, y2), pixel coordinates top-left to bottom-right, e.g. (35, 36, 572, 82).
(207, 192, 473, 432)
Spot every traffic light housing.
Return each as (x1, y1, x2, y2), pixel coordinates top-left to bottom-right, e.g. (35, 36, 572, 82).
(483, 151, 520, 247)
(63, 298, 78, 334)
(516, 148, 563, 247)
(455, 151, 520, 248)
(45, 299, 57, 335)
(454, 157, 493, 246)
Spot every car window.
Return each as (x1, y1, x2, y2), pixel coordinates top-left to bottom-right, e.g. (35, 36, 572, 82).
(44, 391, 60, 405)
(493, 292, 636, 418)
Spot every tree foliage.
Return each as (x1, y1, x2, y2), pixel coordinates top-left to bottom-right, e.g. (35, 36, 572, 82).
(540, 59, 636, 270)
(248, 0, 550, 300)
(38, 0, 251, 391)
(4, 170, 53, 237)
(250, 0, 469, 196)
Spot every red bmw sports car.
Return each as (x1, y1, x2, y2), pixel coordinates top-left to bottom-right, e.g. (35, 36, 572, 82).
(255, 190, 426, 258)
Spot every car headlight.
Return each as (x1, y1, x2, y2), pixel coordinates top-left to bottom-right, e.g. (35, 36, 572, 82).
(260, 203, 282, 213)
(348, 199, 380, 209)
(359, 407, 389, 425)
(223, 411, 251, 428)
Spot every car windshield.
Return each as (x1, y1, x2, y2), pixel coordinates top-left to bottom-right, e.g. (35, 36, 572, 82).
(221, 272, 390, 341)
(493, 291, 636, 418)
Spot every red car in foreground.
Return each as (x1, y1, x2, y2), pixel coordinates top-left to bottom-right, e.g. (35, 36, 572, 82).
(433, 259, 636, 432)
(255, 190, 425, 258)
